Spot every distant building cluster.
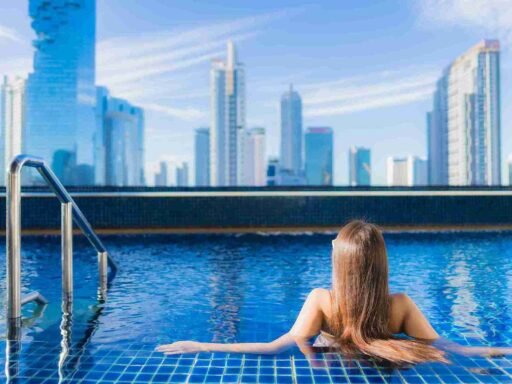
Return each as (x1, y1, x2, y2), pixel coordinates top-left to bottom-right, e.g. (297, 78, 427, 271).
(0, 0, 145, 186)
(192, 39, 506, 188)
(0, 1, 508, 187)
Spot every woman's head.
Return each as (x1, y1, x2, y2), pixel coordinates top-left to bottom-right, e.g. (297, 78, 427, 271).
(328, 220, 446, 364)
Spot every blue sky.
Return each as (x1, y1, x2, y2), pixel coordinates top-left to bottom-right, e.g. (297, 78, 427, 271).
(1, 0, 512, 185)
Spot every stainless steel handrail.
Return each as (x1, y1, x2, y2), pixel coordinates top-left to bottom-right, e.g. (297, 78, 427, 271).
(6, 154, 117, 338)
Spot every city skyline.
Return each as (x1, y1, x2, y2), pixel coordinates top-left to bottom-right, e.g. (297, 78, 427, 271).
(2, 1, 512, 185)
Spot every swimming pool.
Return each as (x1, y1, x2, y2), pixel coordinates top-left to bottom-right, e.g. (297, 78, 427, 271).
(1, 231, 512, 383)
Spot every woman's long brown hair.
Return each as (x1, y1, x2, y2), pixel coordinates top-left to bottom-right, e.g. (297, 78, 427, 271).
(329, 220, 447, 364)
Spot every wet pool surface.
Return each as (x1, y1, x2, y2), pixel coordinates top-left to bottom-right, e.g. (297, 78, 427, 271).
(1, 231, 512, 383)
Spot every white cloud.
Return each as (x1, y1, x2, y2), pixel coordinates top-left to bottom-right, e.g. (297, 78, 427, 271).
(302, 70, 437, 117)
(417, 0, 512, 43)
(0, 24, 23, 43)
(144, 103, 205, 121)
(96, 8, 303, 122)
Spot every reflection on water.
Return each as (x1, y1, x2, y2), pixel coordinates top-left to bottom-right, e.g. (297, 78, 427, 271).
(446, 256, 482, 337)
(0, 232, 511, 381)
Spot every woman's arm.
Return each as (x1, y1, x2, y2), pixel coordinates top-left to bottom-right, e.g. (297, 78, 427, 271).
(398, 294, 512, 357)
(156, 333, 296, 355)
(156, 288, 327, 355)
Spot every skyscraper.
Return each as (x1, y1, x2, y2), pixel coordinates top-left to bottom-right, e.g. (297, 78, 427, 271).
(25, 0, 97, 185)
(305, 127, 333, 186)
(387, 157, 408, 186)
(194, 128, 210, 187)
(349, 146, 371, 186)
(244, 127, 266, 186)
(1, 76, 26, 186)
(280, 85, 303, 176)
(428, 40, 501, 186)
(427, 75, 448, 185)
(176, 163, 189, 187)
(210, 41, 245, 186)
(96, 89, 145, 186)
(387, 156, 427, 186)
(154, 161, 168, 187)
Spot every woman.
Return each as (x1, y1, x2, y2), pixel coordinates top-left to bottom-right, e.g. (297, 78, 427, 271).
(157, 220, 512, 364)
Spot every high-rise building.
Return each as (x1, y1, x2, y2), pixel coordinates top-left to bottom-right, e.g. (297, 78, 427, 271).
(194, 128, 210, 187)
(210, 41, 245, 186)
(305, 127, 333, 186)
(280, 85, 303, 176)
(427, 75, 449, 185)
(244, 127, 266, 186)
(176, 163, 189, 187)
(387, 157, 408, 187)
(25, 0, 97, 185)
(1, 76, 26, 186)
(154, 161, 168, 187)
(428, 40, 501, 186)
(266, 158, 280, 186)
(411, 157, 428, 186)
(96, 89, 145, 186)
(349, 146, 371, 186)
(387, 156, 427, 186)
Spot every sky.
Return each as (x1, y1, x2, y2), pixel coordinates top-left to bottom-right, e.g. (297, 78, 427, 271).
(1, 0, 512, 185)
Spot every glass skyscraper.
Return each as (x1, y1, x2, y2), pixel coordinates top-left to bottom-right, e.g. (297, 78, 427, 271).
(96, 88, 145, 186)
(25, 0, 97, 185)
(194, 127, 210, 187)
(280, 85, 303, 176)
(428, 40, 501, 186)
(349, 146, 371, 186)
(305, 127, 333, 186)
(244, 127, 266, 186)
(210, 41, 245, 186)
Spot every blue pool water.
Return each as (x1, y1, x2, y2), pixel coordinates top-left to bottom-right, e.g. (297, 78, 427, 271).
(1, 231, 512, 383)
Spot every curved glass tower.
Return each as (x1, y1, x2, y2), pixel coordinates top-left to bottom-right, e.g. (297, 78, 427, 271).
(25, 0, 96, 185)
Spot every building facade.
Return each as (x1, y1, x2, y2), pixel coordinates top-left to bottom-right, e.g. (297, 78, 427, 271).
(210, 41, 245, 186)
(305, 127, 333, 186)
(1, 76, 26, 186)
(349, 146, 371, 186)
(176, 163, 189, 187)
(25, 0, 97, 185)
(96, 89, 145, 186)
(387, 156, 427, 186)
(280, 85, 303, 176)
(194, 128, 210, 187)
(154, 161, 168, 187)
(244, 127, 266, 186)
(428, 40, 501, 186)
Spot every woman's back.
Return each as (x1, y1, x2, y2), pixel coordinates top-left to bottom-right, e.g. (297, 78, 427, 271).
(307, 288, 439, 343)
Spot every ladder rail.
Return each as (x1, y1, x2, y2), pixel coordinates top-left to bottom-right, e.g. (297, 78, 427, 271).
(6, 154, 116, 335)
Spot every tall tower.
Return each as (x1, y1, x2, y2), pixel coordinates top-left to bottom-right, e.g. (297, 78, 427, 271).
(25, 0, 97, 185)
(349, 146, 371, 186)
(280, 85, 303, 176)
(194, 127, 210, 187)
(210, 41, 245, 186)
(428, 40, 501, 186)
(305, 127, 333, 186)
(244, 127, 266, 186)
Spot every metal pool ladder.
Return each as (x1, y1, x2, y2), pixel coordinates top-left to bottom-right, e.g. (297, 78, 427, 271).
(5, 154, 117, 339)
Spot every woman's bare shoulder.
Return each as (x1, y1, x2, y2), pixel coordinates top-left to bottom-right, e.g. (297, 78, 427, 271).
(308, 288, 332, 314)
(389, 293, 413, 332)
